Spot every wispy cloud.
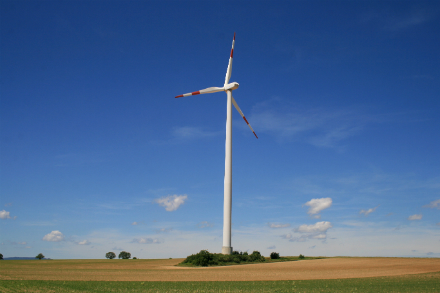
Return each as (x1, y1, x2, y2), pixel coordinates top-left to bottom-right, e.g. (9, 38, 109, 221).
(98, 202, 139, 210)
(198, 221, 214, 228)
(43, 230, 65, 242)
(294, 221, 333, 233)
(384, 10, 431, 31)
(304, 198, 332, 218)
(154, 194, 187, 211)
(360, 205, 379, 216)
(156, 228, 173, 233)
(131, 238, 162, 244)
(281, 233, 326, 242)
(267, 245, 276, 250)
(268, 223, 291, 228)
(361, 9, 432, 32)
(131, 221, 146, 226)
(423, 199, 440, 210)
(22, 221, 55, 226)
(408, 214, 423, 221)
(77, 240, 91, 245)
(172, 126, 220, 140)
(248, 99, 378, 148)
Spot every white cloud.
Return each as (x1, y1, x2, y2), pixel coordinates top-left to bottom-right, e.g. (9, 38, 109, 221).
(154, 194, 187, 211)
(294, 221, 333, 233)
(43, 230, 65, 242)
(360, 205, 379, 216)
(423, 199, 440, 210)
(77, 240, 91, 245)
(304, 198, 332, 217)
(198, 221, 214, 228)
(131, 238, 162, 244)
(281, 222, 333, 242)
(408, 214, 423, 220)
(132, 222, 138, 225)
(269, 223, 291, 228)
(0, 210, 11, 219)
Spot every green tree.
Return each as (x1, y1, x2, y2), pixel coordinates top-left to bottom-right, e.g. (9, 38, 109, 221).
(270, 252, 280, 259)
(118, 251, 131, 259)
(36, 253, 45, 260)
(105, 252, 116, 259)
(0, 253, 3, 260)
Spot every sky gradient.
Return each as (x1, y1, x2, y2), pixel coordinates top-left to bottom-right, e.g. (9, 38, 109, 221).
(1, 0, 439, 259)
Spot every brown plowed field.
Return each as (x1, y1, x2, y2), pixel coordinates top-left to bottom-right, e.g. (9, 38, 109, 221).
(1, 257, 439, 281)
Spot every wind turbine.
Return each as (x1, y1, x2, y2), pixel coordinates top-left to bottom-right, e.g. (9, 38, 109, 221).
(175, 33, 257, 255)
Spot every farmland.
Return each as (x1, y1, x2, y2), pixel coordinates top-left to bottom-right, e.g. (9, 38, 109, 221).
(1, 257, 439, 292)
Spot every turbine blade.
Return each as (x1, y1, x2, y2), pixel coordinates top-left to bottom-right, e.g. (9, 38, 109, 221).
(224, 32, 235, 86)
(175, 87, 224, 98)
(232, 96, 258, 139)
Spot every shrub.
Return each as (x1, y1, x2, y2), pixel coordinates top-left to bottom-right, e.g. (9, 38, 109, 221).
(218, 254, 232, 263)
(133, 257, 137, 259)
(270, 252, 280, 259)
(182, 250, 217, 266)
(181, 249, 265, 267)
(249, 251, 265, 262)
(299, 254, 305, 259)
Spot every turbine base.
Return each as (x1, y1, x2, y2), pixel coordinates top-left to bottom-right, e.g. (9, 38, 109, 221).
(222, 246, 233, 255)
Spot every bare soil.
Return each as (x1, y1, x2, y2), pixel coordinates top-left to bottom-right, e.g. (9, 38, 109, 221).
(1, 257, 439, 281)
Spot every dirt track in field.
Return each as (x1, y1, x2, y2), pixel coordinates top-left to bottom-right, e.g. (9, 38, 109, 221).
(1, 257, 439, 281)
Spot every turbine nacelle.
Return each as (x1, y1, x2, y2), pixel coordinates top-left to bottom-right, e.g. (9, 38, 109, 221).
(224, 82, 239, 91)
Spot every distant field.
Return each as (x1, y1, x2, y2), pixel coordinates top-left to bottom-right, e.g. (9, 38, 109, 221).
(1, 257, 439, 282)
(1, 257, 440, 292)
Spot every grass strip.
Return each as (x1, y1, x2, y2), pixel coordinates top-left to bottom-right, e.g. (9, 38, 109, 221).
(1, 272, 439, 293)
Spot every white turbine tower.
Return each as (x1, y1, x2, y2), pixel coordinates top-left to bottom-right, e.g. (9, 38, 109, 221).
(175, 33, 257, 255)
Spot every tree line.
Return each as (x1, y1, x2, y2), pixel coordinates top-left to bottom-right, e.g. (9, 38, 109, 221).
(105, 251, 134, 259)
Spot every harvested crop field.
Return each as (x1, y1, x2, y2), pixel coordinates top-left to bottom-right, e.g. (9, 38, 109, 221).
(1, 257, 439, 282)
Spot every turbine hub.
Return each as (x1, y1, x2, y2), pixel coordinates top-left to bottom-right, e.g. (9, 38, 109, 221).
(224, 82, 239, 91)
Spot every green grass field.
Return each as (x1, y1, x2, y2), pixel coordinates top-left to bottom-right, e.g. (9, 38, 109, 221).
(1, 272, 439, 293)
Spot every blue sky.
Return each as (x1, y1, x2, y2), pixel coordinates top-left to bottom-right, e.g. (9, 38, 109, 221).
(1, 0, 439, 259)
